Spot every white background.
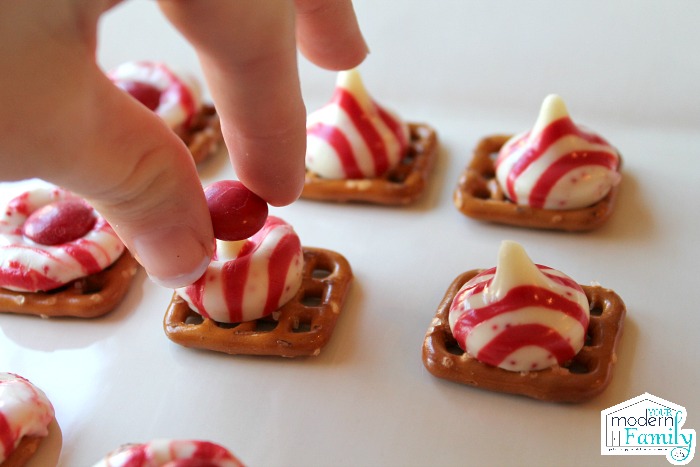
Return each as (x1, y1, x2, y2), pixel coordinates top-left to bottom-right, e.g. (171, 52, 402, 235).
(2, 1, 699, 466)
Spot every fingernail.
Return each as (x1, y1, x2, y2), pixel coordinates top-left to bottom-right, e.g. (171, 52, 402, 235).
(131, 225, 212, 289)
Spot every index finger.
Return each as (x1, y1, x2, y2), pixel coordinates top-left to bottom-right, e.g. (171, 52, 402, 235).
(158, 0, 306, 207)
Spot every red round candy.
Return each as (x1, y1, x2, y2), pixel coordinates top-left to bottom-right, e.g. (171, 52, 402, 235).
(205, 181, 268, 241)
(23, 200, 97, 246)
(115, 80, 161, 111)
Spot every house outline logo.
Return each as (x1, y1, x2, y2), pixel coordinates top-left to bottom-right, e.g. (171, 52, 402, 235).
(601, 392, 695, 465)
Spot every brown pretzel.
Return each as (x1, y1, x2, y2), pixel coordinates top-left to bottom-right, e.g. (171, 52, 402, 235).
(301, 123, 438, 205)
(453, 135, 620, 231)
(422, 269, 626, 403)
(1, 435, 43, 467)
(175, 104, 223, 164)
(0, 253, 139, 319)
(164, 247, 353, 357)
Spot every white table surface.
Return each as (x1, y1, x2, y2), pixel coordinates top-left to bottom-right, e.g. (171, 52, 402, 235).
(2, 1, 699, 466)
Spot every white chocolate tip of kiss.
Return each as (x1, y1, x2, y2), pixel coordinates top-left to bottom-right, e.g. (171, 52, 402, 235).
(336, 68, 374, 111)
(531, 94, 570, 136)
(489, 240, 551, 300)
(216, 239, 246, 261)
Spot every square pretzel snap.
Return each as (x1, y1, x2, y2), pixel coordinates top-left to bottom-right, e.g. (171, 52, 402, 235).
(453, 135, 620, 232)
(302, 123, 438, 205)
(422, 269, 626, 403)
(164, 247, 353, 358)
(0, 253, 139, 319)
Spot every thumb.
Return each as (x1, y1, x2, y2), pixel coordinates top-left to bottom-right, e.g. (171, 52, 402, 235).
(33, 70, 214, 288)
(0, 2, 213, 289)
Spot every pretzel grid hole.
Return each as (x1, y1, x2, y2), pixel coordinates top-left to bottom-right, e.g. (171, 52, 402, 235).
(590, 303, 604, 316)
(471, 183, 492, 201)
(74, 275, 108, 295)
(444, 336, 464, 356)
(301, 275, 326, 306)
(475, 149, 504, 201)
(311, 267, 332, 279)
(566, 358, 591, 374)
(387, 155, 414, 184)
(587, 318, 602, 345)
(293, 320, 312, 333)
(253, 318, 279, 332)
(184, 313, 203, 325)
(481, 149, 498, 177)
(386, 126, 426, 184)
(562, 338, 598, 375)
(301, 294, 323, 307)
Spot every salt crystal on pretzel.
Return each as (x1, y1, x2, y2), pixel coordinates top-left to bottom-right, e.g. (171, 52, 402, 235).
(92, 439, 244, 467)
(0, 373, 55, 465)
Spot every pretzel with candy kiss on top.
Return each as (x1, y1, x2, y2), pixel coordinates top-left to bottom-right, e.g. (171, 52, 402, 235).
(422, 241, 626, 402)
(0, 184, 138, 318)
(110, 61, 223, 163)
(302, 69, 438, 205)
(454, 95, 621, 231)
(0, 373, 55, 467)
(164, 181, 353, 357)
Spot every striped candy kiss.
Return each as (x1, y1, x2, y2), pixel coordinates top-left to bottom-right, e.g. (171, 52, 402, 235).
(448, 241, 590, 372)
(176, 216, 303, 324)
(0, 185, 125, 292)
(0, 373, 54, 464)
(93, 439, 244, 467)
(109, 61, 200, 130)
(306, 69, 409, 179)
(495, 94, 621, 210)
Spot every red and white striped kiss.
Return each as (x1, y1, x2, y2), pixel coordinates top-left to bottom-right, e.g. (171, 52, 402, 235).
(495, 95, 620, 210)
(0, 373, 55, 464)
(109, 61, 200, 130)
(306, 69, 409, 179)
(93, 439, 244, 467)
(449, 241, 590, 372)
(176, 216, 303, 324)
(0, 185, 125, 292)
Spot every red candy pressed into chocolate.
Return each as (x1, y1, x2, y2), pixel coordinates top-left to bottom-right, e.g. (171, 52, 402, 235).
(205, 180, 268, 241)
(22, 200, 96, 246)
(116, 80, 162, 111)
